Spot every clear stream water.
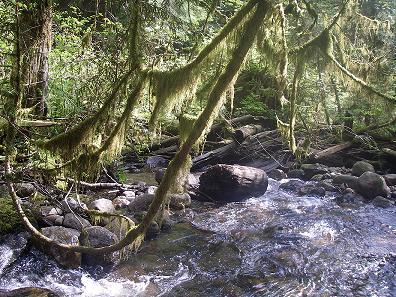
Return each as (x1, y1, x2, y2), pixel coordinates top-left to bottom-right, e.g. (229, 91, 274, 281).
(1, 179, 395, 296)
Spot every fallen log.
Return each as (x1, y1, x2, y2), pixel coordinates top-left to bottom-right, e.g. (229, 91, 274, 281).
(309, 141, 353, 161)
(199, 164, 268, 202)
(233, 124, 264, 143)
(383, 148, 396, 158)
(192, 142, 238, 170)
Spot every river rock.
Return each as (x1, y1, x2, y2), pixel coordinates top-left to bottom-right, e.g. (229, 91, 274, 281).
(112, 197, 130, 209)
(356, 172, 390, 200)
(298, 185, 326, 197)
(384, 174, 396, 186)
(287, 169, 305, 180)
(317, 181, 337, 192)
(279, 180, 305, 192)
(352, 161, 375, 177)
(199, 164, 268, 202)
(0, 287, 60, 297)
(89, 198, 115, 213)
(128, 193, 155, 213)
(40, 226, 81, 268)
(14, 183, 36, 198)
(79, 226, 119, 266)
(372, 196, 394, 208)
(43, 214, 64, 226)
(335, 193, 364, 208)
(169, 193, 191, 210)
(61, 197, 87, 213)
(146, 156, 168, 168)
(0, 232, 30, 275)
(300, 163, 329, 180)
(332, 175, 358, 189)
(63, 213, 91, 231)
(268, 169, 287, 181)
(310, 174, 324, 182)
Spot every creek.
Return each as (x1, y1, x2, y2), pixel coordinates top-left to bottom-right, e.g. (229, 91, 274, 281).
(1, 178, 395, 296)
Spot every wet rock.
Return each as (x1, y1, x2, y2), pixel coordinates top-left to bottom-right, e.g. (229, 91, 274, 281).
(0, 232, 30, 274)
(268, 169, 287, 181)
(160, 210, 173, 232)
(40, 206, 62, 217)
(300, 163, 329, 180)
(279, 180, 305, 192)
(128, 193, 155, 213)
(62, 213, 91, 231)
(79, 226, 119, 266)
(372, 196, 394, 208)
(384, 174, 396, 186)
(15, 183, 36, 198)
(146, 156, 168, 169)
(40, 226, 81, 268)
(352, 161, 375, 177)
(356, 172, 390, 200)
(298, 185, 326, 197)
(146, 186, 158, 195)
(317, 181, 337, 192)
(89, 198, 115, 214)
(112, 197, 130, 209)
(169, 193, 191, 210)
(287, 169, 305, 180)
(0, 287, 59, 297)
(332, 175, 358, 189)
(335, 193, 364, 207)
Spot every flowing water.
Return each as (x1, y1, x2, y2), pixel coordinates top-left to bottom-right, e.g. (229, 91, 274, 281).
(1, 179, 395, 296)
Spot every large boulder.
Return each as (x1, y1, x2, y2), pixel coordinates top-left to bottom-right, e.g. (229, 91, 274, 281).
(14, 183, 36, 198)
(40, 226, 81, 268)
(372, 196, 394, 208)
(268, 169, 287, 181)
(199, 164, 268, 202)
(351, 161, 375, 177)
(89, 198, 115, 213)
(332, 175, 358, 189)
(128, 193, 155, 213)
(356, 172, 390, 200)
(0, 232, 30, 275)
(300, 163, 329, 180)
(79, 226, 119, 266)
(279, 180, 305, 193)
(287, 169, 305, 180)
(169, 193, 191, 210)
(62, 213, 91, 231)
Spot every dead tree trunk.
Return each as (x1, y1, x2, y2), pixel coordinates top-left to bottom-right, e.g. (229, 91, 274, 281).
(199, 164, 268, 202)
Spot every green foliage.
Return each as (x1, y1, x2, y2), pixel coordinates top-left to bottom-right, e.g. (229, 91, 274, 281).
(237, 94, 271, 116)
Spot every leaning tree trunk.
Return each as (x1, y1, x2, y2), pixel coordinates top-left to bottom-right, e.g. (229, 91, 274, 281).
(19, 0, 52, 116)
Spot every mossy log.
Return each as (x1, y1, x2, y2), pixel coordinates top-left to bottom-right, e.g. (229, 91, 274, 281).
(233, 124, 264, 142)
(199, 164, 268, 202)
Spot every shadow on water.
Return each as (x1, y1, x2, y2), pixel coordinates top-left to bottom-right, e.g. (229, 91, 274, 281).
(1, 179, 395, 296)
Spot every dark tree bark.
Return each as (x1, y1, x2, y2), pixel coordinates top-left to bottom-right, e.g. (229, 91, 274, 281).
(19, 0, 52, 116)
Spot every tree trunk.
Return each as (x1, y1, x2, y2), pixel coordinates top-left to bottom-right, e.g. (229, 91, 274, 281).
(199, 164, 268, 202)
(20, 0, 52, 116)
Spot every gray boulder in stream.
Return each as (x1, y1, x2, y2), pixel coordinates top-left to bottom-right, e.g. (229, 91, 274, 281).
(199, 164, 268, 202)
(40, 226, 81, 268)
(356, 172, 390, 200)
(79, 226, 119, 266)
(352, 161, 375, 177)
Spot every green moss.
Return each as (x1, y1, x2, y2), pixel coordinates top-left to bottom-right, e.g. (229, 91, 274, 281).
(0, 196, 23, 235)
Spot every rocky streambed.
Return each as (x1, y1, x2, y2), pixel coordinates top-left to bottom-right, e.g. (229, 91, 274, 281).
(0, 160, 396, 296)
